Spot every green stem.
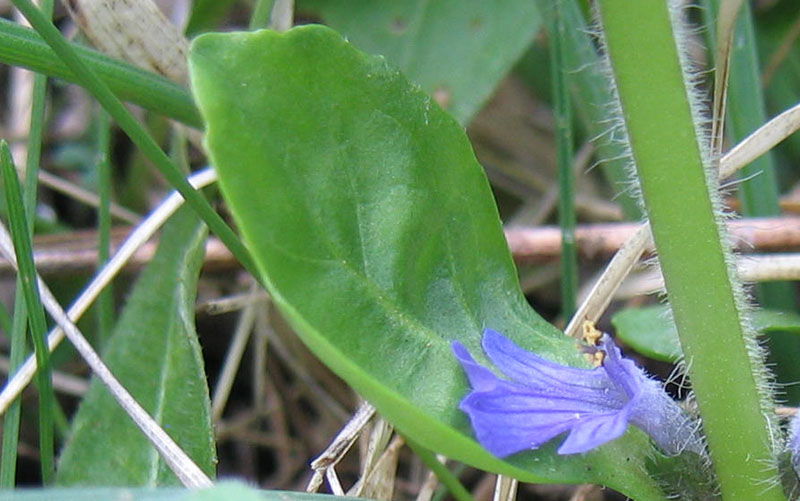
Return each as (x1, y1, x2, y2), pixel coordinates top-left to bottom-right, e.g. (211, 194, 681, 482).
(550, 0, 577, 320)
(597, 1, 783, 499)
(0, 18, 201, 128)
(10, 0, 259, 280)
(0, 143, 54, 484)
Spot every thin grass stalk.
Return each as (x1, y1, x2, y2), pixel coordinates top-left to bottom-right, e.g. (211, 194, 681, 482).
(9, 0, 259, 279)
(405, 438, 473, 501)
(249, 0, 274, 30)
(0, 255, 28, 486)
(0, 0, 53, 482)
(0, 143, 54, 484)
(96, 109, 113, 345)
(550, 0, 578, 320)
(0, 304, 12, 335)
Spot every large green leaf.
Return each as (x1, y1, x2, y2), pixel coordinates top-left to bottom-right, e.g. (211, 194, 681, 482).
(56, 208, 215, 485)
(189, 26, 667, 499)
(297, 0, 541, 124)
(613, 304, 800, 363)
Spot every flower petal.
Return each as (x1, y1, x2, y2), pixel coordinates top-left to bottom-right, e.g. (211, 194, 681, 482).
(481, 328, 610, 391)
(451, 341, 498, 391)
(596, 335, 642, 399)
(459, 381, 580, 457)
(556, 407, 632, 454)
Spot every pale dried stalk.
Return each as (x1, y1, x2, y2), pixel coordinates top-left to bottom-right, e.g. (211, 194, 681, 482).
(415, 455, 446, 501)
(493, 475, 518, 501)
(269, 0, 294, 31)
(307, 401, 376, 492)
(0, 219, 211, 488)
(710, 0, 746, 157)
(349, 416, 395, 498)
(617, 253, 800, 299)
(564, 224, 650, 337)
(37, 169, 141, 224)
(0, 354, 88, 396)
(0, 167, 218, 415)
(507, 216, 800, 262)
(211, 283, 262, 421)
(197, 290, 270, 315)
(719, 101, 800, 180)
(64, 0, 188, 85)
(355, 435, 404, 500)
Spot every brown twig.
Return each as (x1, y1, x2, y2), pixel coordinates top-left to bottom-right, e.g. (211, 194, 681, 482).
(9, 216, 800, 276)
(506, 216, 800, 263)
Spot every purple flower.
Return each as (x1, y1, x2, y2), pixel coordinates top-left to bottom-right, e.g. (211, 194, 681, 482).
(452, 329, 702, 457)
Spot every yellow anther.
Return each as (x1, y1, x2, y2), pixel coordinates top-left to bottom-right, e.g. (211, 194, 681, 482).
(582, 320, 603, 346)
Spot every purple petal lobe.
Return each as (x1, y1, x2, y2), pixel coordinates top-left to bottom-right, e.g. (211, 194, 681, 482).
(451, 342, 497, 391)
(556, 408, 631, 454)
(481, 329, 608, 390)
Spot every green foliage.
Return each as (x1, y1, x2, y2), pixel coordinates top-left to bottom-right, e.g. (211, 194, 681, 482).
(190, 25, 668, 499)
(613, 304, 800, 363)
(297, 0, 541, 124)
(56, 209, 215, 486)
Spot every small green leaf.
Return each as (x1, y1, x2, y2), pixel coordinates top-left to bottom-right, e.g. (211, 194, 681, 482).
(613, 304, 800, 363)
(297, 0, 541, 123)
(190, 25, 667, 499)
(56, 208, 215, 486)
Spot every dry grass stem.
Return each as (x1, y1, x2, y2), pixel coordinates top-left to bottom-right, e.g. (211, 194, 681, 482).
(37, 169, 141, 224)
(616, 253, 800, 298)
(211, 282, 262, 421)
(308, 401, 376, 492)
(0, 354, 88, 396)
(493, 475, 519, 501)
(719, 101, 800, 180)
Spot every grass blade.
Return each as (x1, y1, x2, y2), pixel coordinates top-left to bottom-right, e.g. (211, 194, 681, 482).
(549, 0, 578, 320)
(0, 142, 54, 484)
